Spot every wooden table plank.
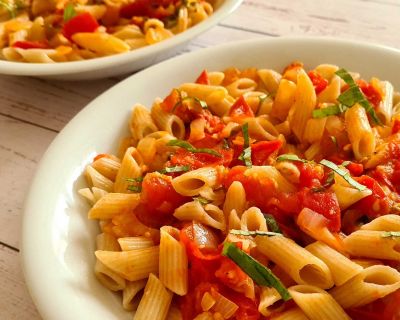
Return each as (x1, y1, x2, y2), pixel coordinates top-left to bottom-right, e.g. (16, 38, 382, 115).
(0, 115, 56, 249)
(0, 244, 41, 320)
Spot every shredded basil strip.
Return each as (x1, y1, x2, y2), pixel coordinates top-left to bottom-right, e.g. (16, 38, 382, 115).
(193, 196, 210, 205)
(238, 123, 252, 167)
(276, 154, 308, 163)
(126, 177, 144, 183)
(127, 185, 142, 192)
(335, 68, 381, 125)
(222, 242, 291, 301)
(263, 214, 283, 234)
(0, 0, 17, 18)
(63, 3, 77, 21)
(167, 139, 222, 157)
(319, 159, 366, 191)
(158, 165, 190, 174)
(341, 161, 351, 167)
(312, 104, 347, 118)
(230, 230, 283, 237)
(381, 231, 400, 238)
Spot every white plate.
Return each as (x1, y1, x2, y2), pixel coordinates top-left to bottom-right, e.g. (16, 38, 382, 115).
(0, 0, 242, 80)
(22, 37, 400, 320)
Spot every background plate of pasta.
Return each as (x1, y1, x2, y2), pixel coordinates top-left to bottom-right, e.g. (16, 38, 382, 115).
(0, 0, 241, 80)
(22, 37, 400, 320)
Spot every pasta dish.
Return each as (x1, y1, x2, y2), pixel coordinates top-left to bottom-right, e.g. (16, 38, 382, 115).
(0, 0, 213, 63)
(79, 62, 400, 319)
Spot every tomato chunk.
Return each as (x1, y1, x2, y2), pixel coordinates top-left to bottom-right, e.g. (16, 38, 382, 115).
(251, 140, 282, 166)
(62, 12, 99, 40)
(393, 119, 400, 134)
(195, 70, 210, 85)
(228, 95, 254, 119)
(12, 40, 49, 49)
(308, 70, 328, 94)
(358, 79, 382, 108)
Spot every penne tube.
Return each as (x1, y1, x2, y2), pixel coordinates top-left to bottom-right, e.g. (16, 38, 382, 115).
(92, 156, 121, 181)
(118, 236, 154, 251)
(305, 241, 363, 286)
(172, 166, 220, 196)
(360, 214, 400, 231)
(122, 279, 147, 311)
(332, 183, 372, 210)
(223, 181, 247, 218)
(88, 193, 140, 219)
(130, 104, 158, 141)
(317, 75, 341, 103)
(271, 79, 297, 121)
(134, 273, 173, 320)
(247, 116, 279, 141)
(245, 166, 296, 193)
(271, 308, 309, 320)
(174, 201, 226, 231)
(151, 101, 186, 139)
(95, 246, 159, 281)
(343, 230, 400, 260)
(85, 165, 114, 192)
(225, 77, 257, 98)
(240, 207, 268, 232)
(256, 236, 334, 289)
(159, 226, 188, 296)
(257, 69, 282, 93)
(258, 287, 283, 317)
(330, 265, 400, 308)
(114, 147, 144, 193)
(344, 104, 376, 160)
(288, 285, 350, 320)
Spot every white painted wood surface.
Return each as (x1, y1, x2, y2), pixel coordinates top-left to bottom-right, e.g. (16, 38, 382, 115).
(1, 0, 399, 318)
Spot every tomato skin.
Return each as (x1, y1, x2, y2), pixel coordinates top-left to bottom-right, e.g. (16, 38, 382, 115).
(120, 0, 176, 19)
(136, 174, 188, 227)
(198, 109, 225, 135)
(228, 95, 255, 119)
(195, 70, 210, 85)
(358, 79, 382, 107)
(353, 175, 390, 218)
(308, 70, 328, 94)
(12, 40, 49, 49)
(299, 188, 341, 232)
(62, 12, 99, 40)
(393, 119, 400, 134)
(251, 140, 282, 166)
(298, 162, 324, 188)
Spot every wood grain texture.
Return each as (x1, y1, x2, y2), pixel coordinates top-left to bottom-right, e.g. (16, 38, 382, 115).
(0, 244, 41, 320)
(0, 0, 399, 318)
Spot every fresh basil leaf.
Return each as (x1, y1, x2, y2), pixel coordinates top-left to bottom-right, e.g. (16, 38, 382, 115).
(63, 3, 77, 21)
(158, 165, 190, 174)
(127, 185, 142, 192)
(167, 139, 222, 157)
(126, 177, 144, 183)
(319, 159, 366, 191)
(230, 230, 283, 237)
(263, 214, 283, 234)
(381, 231, 400, 238)
(222, 242, 291, 301)
(193, 196, 210, 205)
(312, 104, 347, 118)
(276, 154, 308, 163)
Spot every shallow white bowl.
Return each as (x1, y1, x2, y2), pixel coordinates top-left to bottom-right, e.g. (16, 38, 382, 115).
(0, 0, 242, 80)
(22, 37, 400, 320)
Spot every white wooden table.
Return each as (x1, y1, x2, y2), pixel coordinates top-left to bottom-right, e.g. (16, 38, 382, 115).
(1, 0, 399, 318)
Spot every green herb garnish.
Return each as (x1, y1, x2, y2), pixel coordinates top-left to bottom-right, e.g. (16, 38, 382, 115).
(276, 154, 308, 163)
(335, 68, 381, 125)
(312, 171, 335, 193)
(127, 185, 142, 192)
(263, 214, 282, 234)
(319, 159, 366, 191)
(193, 196, 211, 205)
(230, 230, 283, 237)
(167, 139, 222, 157)
(63, 2, 77, 21)
(238, 123, 252, 167)
(312, 104, 348, 118)
(158, 165, 190, 174)
(381, 231, 400, 238)
(222, 242, 291, 301)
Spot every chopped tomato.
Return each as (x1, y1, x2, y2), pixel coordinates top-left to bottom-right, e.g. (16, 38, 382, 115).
(120, 0, 176, 19)
(136, 173, 188, 227)
(393, 119, 400, 134)
(353, 175, 390, 218)
(223, 290, 260, 320)
(62, 12, 99, 40)
(228, 95, 255, 119)
(195, 70, 210, 85)
(358, 79, 382, 108)
(347, 162, 364, 176)
(299, 188, 341, 232)
(160, 89, 194, 122)
(348, 289, 400, 320)
(308, 70, 328, 94)
(251, 140, 282, 166)
(198, 109, 225, 134)
(223, 166, 277, 212)
(298, 162, 324, 188)
(215, 257, 251, 295)
(12, 40, 49, 49)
